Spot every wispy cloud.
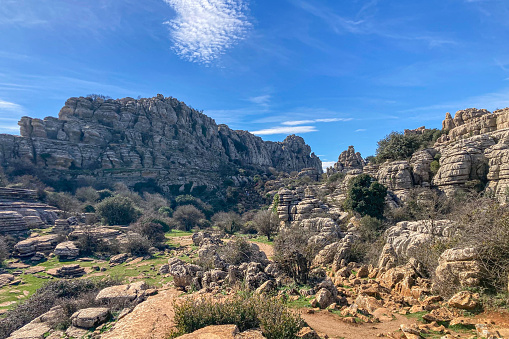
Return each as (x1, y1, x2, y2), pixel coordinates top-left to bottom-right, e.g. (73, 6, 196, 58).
(164, 0, 251, 64)
(355, 129, 367, 132)
(0, 99, 24, 134)
(282, 117, 352, 125)
(251, 125, 317, 135)
(248, 94, 271, 107)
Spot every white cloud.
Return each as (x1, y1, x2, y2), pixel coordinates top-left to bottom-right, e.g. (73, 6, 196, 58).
(355, 128, 367, 132)
(0, 99, 24, 134)
(321, 161, 335, 171)
(282, 117, 352, 125)
(251, 125, 317, 135)
(248, 94, 271, 106)
(164, 0, 251, 64)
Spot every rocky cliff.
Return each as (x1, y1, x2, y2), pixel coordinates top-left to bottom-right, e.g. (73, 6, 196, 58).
(326, 107, 509, 201)
(0, 95, 321, 194)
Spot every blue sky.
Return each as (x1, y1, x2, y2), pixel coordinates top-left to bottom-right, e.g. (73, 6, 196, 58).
(1, 0, 509, 169)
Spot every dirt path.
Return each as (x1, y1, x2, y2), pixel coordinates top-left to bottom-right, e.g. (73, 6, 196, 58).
(251, 241, 274, 259)
(101, 288, 180, 339)
(172, 235, 193, 247)
(301, 309, 417, 339)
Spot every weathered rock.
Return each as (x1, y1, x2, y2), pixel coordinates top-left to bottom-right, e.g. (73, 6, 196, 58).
(315, 288, 333, 309)
(376, 160, 414, 192)
(0, 273, 15, 287)
(54, 241, 79, 259)
(326, 146, 365, 175)
(175, 324, 257, 339)
(384, 220, 455, 259)
(46, 264, 85, 278)
(255, 280, 275, 294)
(448, 291, 479, 310)
(7, 322, 51, 339)
(110, 253, 129, 265)
(96, 281, 148, 303)
(297, 327, 320, 339)
(435, 247, 481, 288)
(355, 293, 383, 313)
(1, 96, 321, 195)
(168, 258, 203, 289)
(71, 307, 110, 328)
(14, 234, 60, 257)
(0, 211, 29, 236)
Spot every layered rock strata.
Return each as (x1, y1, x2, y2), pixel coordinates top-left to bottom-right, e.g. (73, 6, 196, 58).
(326, 146, 365, 175)
(0, 95, 321, 194)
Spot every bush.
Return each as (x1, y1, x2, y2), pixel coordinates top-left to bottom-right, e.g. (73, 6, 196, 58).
(348, 216, 384, 264)
(212, 211, 242, 234)
(46, 192, 80, 216)
(172, 205, 205, 231)
(374, 129, 444, 163)
(158, 206, 173, 217)
(274, 227, 321, 284)
(219, 237, 254, 266)
(129, 213, 170, 246)
(75, 186, 99, 203)
(252, 209, 279, 241)
(0, 237, 8, 266)
(0, 279, 119, 338)
(123, 233, 152, 256)
(97, 189, 114, 200)
(172, 293, 302, 339)
(74, 226, 120, 257)
(344, 174, 387, 219)
(96, 196, 140, 225)
(327, 172, 345, 183)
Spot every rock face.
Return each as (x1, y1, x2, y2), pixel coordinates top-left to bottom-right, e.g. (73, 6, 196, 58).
(54, 241, 79, 259)
(435, 248, 481, 288)
(439, 108, 509, 142)
(0, 95, 321, 194)
(384, 220, 456, 259)
(46, 264, 85, 278)
(71, 307, 110, 328)
(95, 281, 148, 303)
(14, 234, 60, 257)
(326, 146, 365, 175)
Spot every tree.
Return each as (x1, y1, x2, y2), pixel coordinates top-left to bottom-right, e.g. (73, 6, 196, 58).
(212, 211, 242, 234)
(172, 205, 205, 231)
(96, 196, 140, 225)
(274, 227, 320, 284)
(344, 174, 387, 219)
(252, 209, 279, 241)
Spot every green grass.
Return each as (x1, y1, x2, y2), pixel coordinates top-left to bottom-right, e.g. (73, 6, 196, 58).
(238, 234, 274, 245)
(286, 296, 311, 309)
(167, 230, 194, 237)
(403, 311, 428, 323)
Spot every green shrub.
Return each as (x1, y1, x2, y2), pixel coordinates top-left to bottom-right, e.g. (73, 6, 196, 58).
(252, 209, 279, 241)
(344, 174, 387, 219)
(374, 129, 444, 163)
(158, 206, 173, 217)
(96, 196, 140, 225)
(97, 189, 114, 200)
(123, 233, 152, 256)
(218, 237, 254, 266)
(212, 211, 242, 234)
(75, 186, 99, 203)
(129, 213, 170, 246)
(327, 172, 345, 183)
(274, 227, 321, 284)
(172, 293, 302, 339)
(0, 237, 8, 266)
(430, 160, 440, 176)
(172, 205, 206, 231)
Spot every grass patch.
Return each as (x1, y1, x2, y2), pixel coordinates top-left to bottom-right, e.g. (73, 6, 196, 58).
(403, 311, 428, 323)
(167, 230, 194, 237)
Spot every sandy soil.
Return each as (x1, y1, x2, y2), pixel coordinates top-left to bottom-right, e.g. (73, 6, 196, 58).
(301, 309, 418, 339)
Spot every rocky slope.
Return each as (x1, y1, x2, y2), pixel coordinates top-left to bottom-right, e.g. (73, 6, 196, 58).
(0, 95, 321, 195)
(325, 107, 509, 201)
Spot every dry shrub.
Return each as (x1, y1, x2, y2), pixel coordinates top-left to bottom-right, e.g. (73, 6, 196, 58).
(171, 293, 302, 339)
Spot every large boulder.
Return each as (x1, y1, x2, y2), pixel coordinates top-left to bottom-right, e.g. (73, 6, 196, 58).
(96, 281, 148, 303)
(435, 248, 481, 288)
(71, 307, 110, 328)
(54, 241, 79, 259)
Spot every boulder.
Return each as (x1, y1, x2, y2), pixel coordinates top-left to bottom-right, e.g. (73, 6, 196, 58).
(96, 281, 148, 303)
(315, 288, 333, 309)
(14, 234, 60, 257)
(71, 307, 110, 328)
(448, 291, 479, 310)
(109, 253, 129, 265)
(47, 264, 85, 278)
(54, 241, 79, 259)
(435, 247, 481, 288)
(0, 274, 15, 287)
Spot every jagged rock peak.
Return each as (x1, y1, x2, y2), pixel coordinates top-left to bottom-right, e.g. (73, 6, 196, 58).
(1, 95, 322, 193)
(327, 145, 365, 175)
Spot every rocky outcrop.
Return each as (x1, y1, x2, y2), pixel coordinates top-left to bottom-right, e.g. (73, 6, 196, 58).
(54, 241, 79, 260)
(0, 95, 321, 194)
(375, 161, 413, 192)
(384, 220, 456, 259)
(95, 281, 148, 303)
(0, 211, 29, 236)
(277, 187, 328, 226)
(439, 108, 509, 143)
(71, 307, 110, 329)
(326, 146, 365, 175)
(46, 264, 85, 278)
(435, 248, 481, 288)
(14, 234, 60, 257)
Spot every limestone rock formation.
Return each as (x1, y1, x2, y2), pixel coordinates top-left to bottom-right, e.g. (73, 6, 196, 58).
(46, 264, 85, 278)
(326, 146, 365, 175)
(71, 307, 110, 328)
(95, 281, 148, 303)
(435, 248, 481, 288)
(0, 95, 321, 194)
(54, 241, 79, 260)
(384, 220, 456, 259)
(14, 234, 60, 257)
